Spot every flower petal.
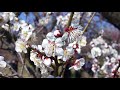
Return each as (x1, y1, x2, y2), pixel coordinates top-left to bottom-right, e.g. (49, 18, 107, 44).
(42, 39, 49, 48)
(0, 61, 7, 68)
(0, 56, 4, 61)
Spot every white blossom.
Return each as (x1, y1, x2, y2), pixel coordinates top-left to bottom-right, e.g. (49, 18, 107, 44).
(42, 39, 49, 49)
(77, 35, 87, 47)
(42, 56, 52, 67)
(55, 37, 63, 47)
(55, 47, 64, 59)
(44, 43, 55, 57)
(46, 32, 56, 42)
(38, 45, 43, 52)
(20, 25, 34, 41)
(11, 22, 21, 31)
(30, 51, 42, 67)
(2, 24, 9, 31)
(90, 36, 105, 46)
(62, 32, 68, 41)
(0, 56, 7, 68)
(69, 58, 85, 70)
(1, 12, 9, 22)
(55, 46, 74, 61)
(15, 39, 27, 53)
(110, 57, 117, 63)
(91, 47, 102, 58)
(64, 27, 83, 43)
(9, 12, 16, 21)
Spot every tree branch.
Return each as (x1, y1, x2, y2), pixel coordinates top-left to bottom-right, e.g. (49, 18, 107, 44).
(82, 12, 96, 34)
(66, 12, 74, 28)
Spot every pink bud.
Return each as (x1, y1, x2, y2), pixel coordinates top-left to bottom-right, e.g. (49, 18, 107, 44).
(54, 30, 62, 37)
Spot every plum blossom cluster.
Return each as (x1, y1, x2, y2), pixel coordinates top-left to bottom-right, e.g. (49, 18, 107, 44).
(90, 34, 120, 78)
(0, 12, 49, 77)
(28, 27, 87, 73)
(1, 12, 87, 77)
(0, 12, 120, 78)
(56, 12, 83, 30)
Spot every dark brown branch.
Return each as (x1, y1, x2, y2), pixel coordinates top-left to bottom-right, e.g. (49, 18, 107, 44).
(79, 12, 85, 25)
(66, 12, 74, 28)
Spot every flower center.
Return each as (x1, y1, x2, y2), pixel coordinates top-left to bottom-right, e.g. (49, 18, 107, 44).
(48, 43, 55, 56)
(65, 26, 77, 33)
(64, 49, 68, 56)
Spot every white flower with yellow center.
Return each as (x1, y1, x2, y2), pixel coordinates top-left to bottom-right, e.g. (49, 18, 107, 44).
(11, 22, 21, 31)
(15, 39, 27, 53)
(55, 45, 74, 61)
(63, 46, 74, 61)
(42, 32, 64, 57)
(20, 25, 33, 41)
(77, 35, 87, 47)
(44, 42, 55, 57)
(42, 38, 55, 57)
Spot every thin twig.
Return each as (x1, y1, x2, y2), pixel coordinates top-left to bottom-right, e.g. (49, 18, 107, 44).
(60, 64, 67, 78)
(7, 64, 22, 78)
(113, 61, 120, 78)
(59, 64, 65, 77)
(82, 12, 96, 35)
(59, 12, 75, 77)
(79, 12, 85, 25)
(18, 52, 31, 77)
(18, 53, 24, 76)
(66, 12, 74, 28)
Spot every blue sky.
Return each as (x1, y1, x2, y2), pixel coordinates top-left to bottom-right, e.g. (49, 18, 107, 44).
(18, 12, 118, 31)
